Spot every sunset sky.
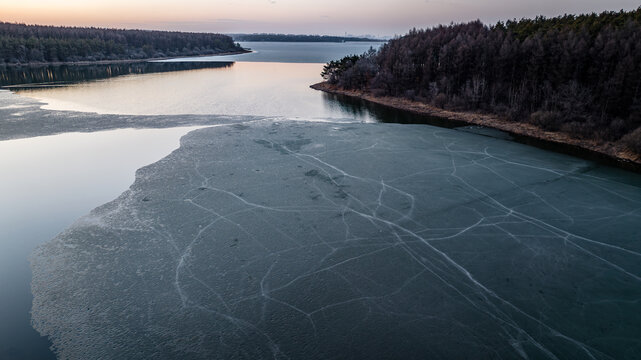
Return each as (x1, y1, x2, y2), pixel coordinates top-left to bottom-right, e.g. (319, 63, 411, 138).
(2, 0, 639, 37)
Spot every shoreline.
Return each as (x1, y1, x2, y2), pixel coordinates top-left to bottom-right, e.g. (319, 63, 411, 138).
(0, 49, 252, 67)
(311, 82, 641, 173)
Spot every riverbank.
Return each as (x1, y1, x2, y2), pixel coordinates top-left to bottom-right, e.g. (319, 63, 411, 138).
(0, 49, 251, 67)
(311, 81, 641, 173)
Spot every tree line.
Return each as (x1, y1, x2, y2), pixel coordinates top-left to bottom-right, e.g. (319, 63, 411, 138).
(323, 8, 641, 153)
(0, 62, 233, 87)
(0, 22, 243, 65)
(231, 34, 381, 42)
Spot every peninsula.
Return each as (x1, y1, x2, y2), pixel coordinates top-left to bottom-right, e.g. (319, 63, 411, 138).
(312, 8, 641, 170)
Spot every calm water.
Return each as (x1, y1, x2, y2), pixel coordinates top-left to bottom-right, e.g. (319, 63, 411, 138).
(163, 41, 383, 63)
(15, 62, 377, 121)
(10, 41, 384, 119)
(0, 127, 204, 359)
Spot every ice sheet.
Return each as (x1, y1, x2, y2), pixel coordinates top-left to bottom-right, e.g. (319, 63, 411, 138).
(0, 90, 353, 141)
(31, 121, 641, 359)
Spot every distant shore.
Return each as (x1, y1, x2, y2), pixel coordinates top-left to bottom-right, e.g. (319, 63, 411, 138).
(0, 49, 251, 67)
(311, 81, 641, 173)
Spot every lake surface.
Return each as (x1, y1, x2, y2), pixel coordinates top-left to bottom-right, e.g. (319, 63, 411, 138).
(0, 124, 204, 359)
(14, 62, 377, 121)
(1, 41, 640, 359)
(8, 41, 384, 119)
(162, 41, 383, 63)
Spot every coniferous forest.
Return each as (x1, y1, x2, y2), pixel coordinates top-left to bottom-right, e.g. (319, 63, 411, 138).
(0, 22, 243, 65)
(323, 8, 641, 153)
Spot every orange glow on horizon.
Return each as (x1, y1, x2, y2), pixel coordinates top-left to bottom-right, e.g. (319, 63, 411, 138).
(2, 4, 223, 25)
(2, 0, 640, 36)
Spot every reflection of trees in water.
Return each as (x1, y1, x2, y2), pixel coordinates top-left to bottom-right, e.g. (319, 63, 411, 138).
(321, 92, 459, 127)
(0, 62, 234, 87)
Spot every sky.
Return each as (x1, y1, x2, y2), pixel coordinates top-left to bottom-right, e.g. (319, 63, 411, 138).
(1, 0, 639, 37)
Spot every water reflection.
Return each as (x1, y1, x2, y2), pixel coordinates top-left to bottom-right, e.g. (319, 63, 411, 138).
(12, 62, 376, 121)
(0, 61, 233, 88)
(4, 60, 460, 125)
(321, 92, 466, 126)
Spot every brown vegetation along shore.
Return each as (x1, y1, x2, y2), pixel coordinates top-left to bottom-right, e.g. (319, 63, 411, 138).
(311, 81, 641, 173)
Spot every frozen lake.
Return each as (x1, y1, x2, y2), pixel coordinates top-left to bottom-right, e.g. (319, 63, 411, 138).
(1, 41, 640, 359)
(32, 122, 641, 359)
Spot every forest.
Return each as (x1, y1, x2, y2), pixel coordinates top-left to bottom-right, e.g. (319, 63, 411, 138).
(0, 22, 243, 65)
(0, 62, 233, 87)
(231, 33, 381, 42)
(323, 8, 641, 153)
